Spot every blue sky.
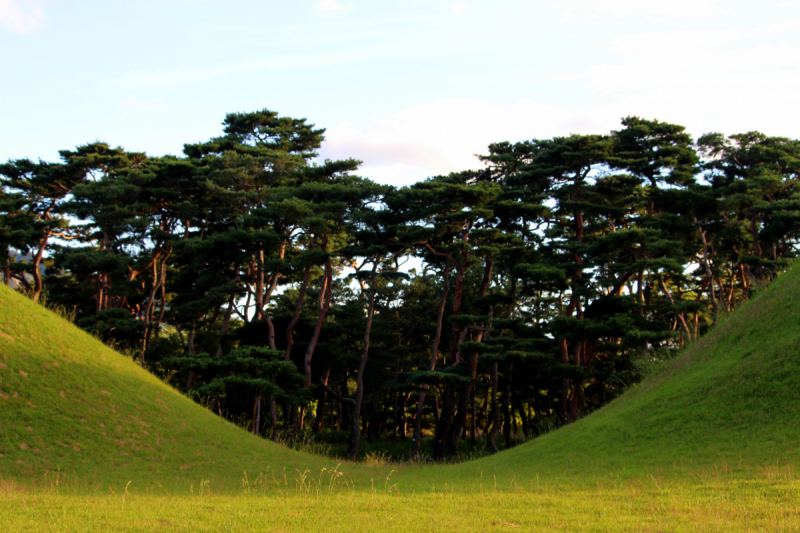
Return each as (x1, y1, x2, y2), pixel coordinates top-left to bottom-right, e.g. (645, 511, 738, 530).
(2, 0, 799, 186)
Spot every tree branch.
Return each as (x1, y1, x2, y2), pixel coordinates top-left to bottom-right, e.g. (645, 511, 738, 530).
(318, 378, 355, 405)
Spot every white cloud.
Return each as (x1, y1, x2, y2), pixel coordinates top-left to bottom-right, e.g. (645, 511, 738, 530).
(322, 13, 800, 188)
(553, 0, 726, 21)
(558, 22, 800, 137)
(0, 0, 46, 33)
(319, 99, 624, 186)
(310, 0, 353, 15)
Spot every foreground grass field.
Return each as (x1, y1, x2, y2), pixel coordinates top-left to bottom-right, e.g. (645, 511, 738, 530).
(4, 470, 800, 532)
(2, 266, 800, 530)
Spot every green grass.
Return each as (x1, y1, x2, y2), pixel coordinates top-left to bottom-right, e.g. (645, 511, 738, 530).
(2, 266, 800, 529)
(3, 471, 800, 532)
(0, 283, 361, 491)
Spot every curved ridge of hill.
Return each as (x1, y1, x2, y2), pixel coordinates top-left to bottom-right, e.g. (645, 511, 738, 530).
(457, 264, 800, 481)
(0, 283, 349, 490)
(2, 266, 800, 491)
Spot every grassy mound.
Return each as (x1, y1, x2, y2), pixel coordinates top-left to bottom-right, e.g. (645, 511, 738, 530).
(2, 265, 800, 494)
(0, 283, 355, 490)
(445, 264, 800, 483)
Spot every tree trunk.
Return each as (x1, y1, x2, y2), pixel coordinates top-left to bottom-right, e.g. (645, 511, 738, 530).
(560, 202, 586, 423)
(269, 394, 278, 441)
(480, 387, 490, 434)
(368, 387, 382, 441)
(157, 268, 168, 327)
(720, 272, 732, 314)
(447, 256, 495, 455)
(569, 338, 583, 421)
(738, 263, 749, 306)
(432, 237, 471, 460)
(252, 393, 262, 435)
(284, 265, 312, 362)
(261, 240, 286, 349)
(341, 377, 351, 429)
(30, 229, 52, 303)
(348, 274, 377, 460)
(502, 361, 513, 449)
(486, 361, 500, 453)
(312, 368, 331, 433)
(411, 258, 451, 459)
(302, 259, 333, 388)
(185, 326, 197, 390)
(254, 251, 265, 320)
(215, 295, 235, 359)
(512, 389, 529, 438)
(559, 337, 570, 424)
(400, 393, 409, 438)
(141, 250, 170, 368)
(470, 385, 477, 445)
(698, 227, 719, 320)
(412, 391, 430, 458)
(3, 252, 10, 287)
(660, 278, 693, 343)
(392, 392, 399, 437)
(751, 214, 764, 280)
(434, 383, 457, 460)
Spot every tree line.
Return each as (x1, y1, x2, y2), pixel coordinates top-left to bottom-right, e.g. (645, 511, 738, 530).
(2, 110, 799, 461)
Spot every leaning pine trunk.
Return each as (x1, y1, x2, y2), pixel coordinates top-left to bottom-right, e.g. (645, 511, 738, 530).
(433, 232, 470, 461)
(302, 260, 333, 388)
(313, 368, 331, 433)
(252, 393, 262, 435)
(185, 326, 197, 390)
(259, 246, 284, 430)
(269, 394, 278, 441)
(4, 251, 10, 287)
(447, 256, 495, 454)
(30, 228, 52, 303)
(141, 250, 170, 368)
(502, 361, 513, 448)
(348, 275, 377, 460)
(660, 278, 693, 343)
(698, 227, 719, 320)
(751, 214, 764, 280)
(284, 266, 312, 362)
(261, 240, 286, 348)
(558, 333, 572, 423)
(215, 295, 235, 359)
(486, 361, 500, 453)
(411, 258, 451, 459)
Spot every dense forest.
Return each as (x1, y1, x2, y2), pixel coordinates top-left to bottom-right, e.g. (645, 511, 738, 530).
(2, 110, 799, 461)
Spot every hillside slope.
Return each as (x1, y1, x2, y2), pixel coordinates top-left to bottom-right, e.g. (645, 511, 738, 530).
(0, 284, 359, 490)
(2, 265, 800, 492)
(441, 264, 800, 484)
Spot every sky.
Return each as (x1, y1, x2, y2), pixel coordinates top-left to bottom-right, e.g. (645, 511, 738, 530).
(2, 0, 799, 187)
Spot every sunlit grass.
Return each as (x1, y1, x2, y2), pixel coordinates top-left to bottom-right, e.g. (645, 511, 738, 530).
(3, 468, 800, 532)
(3, 266, 800, 530)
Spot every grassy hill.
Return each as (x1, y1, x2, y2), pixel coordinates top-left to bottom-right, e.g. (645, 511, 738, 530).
(446, 264, 800, 482)
(0, 283, 359, 491)
(2, 264, 800, 494)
